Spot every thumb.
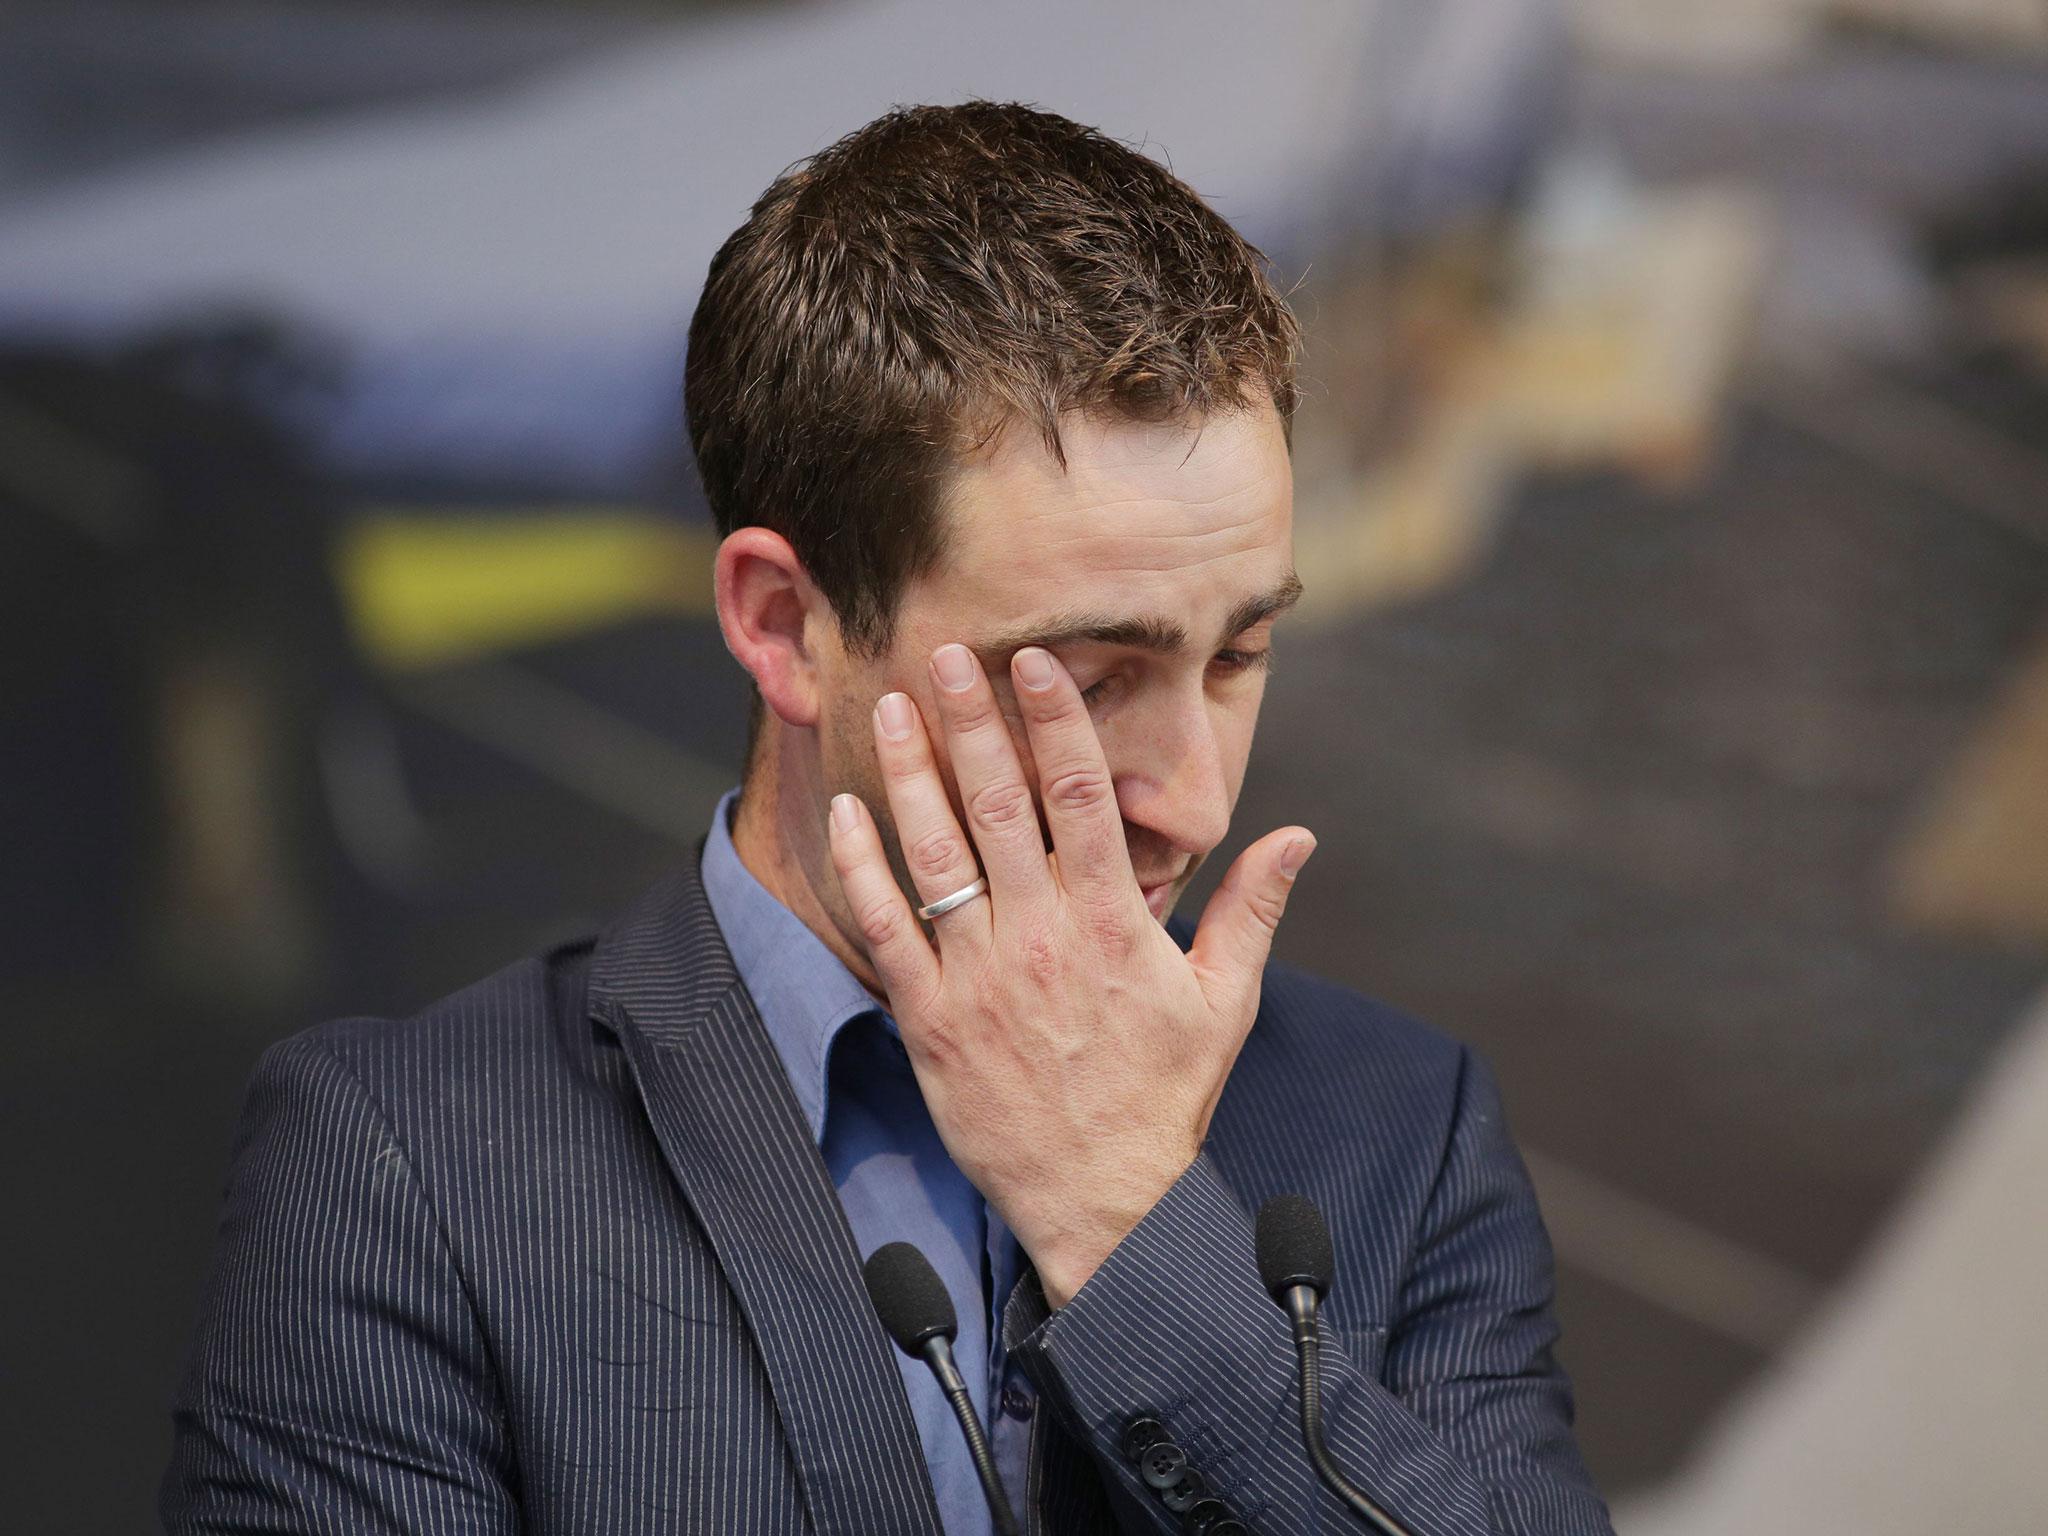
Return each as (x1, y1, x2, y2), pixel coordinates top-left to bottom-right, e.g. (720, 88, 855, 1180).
(1186, 827, 1315, 1011)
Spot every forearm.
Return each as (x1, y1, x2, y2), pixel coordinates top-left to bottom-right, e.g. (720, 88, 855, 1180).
(1005, 1151, 1610, 1536)
(1007, 1156, 1497, 1533)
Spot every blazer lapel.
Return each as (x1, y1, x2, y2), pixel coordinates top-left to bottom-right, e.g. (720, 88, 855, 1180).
(588, 852, 944, 1536)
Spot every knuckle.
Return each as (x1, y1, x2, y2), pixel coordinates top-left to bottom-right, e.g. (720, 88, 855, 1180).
(882, 743, 930, 783)
(853, 893, 903, 948)
(1244, 881, 1288, 933)
(1022, 688, 1079, 728)
(968, 778, 1034, 831)
(913, 1017, 957, 1064)
(1016, 925, 1063, 988)
(944, 689, 1001, 733)
(1084, 903, 1141, 961)
(1041, 762, 1112, 814)
(906, 824, 968, 879)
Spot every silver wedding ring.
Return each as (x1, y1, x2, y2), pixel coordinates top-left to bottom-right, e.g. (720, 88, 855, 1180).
(916, 875, 989, 921)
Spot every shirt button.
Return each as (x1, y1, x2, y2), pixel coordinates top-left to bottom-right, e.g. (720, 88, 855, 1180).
(1000, 1383, 1034, 1419)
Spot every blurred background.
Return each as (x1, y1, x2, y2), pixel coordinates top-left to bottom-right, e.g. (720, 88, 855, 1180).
(4, 0, 2047, 1530)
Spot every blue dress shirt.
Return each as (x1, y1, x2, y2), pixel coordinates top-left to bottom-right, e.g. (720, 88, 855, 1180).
(699, 786, 1031, 1534)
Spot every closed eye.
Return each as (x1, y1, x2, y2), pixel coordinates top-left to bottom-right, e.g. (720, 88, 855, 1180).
(1212, 647, 1272, 676)
(1078, 647, 1273, 706)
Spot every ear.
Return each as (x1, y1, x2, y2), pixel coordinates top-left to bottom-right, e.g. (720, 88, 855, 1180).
(714, 527, 830, 731)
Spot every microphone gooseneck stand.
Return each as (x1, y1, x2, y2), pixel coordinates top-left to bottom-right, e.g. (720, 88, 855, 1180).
(862, 1241, 1022, 1536)
(914, 1331, 1014, 1535)
(1257, 1195, 1420, 1536)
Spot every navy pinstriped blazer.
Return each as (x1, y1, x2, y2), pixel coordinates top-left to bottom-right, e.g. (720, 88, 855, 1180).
(163, 843, 1613, 1534)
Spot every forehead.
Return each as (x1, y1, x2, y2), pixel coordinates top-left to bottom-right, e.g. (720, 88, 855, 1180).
(920, 404, 1294, 625)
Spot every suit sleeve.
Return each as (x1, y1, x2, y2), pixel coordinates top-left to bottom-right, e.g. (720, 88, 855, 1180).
(161, 1032, 520, 1534)
(1003, 1046, 1613, 1535)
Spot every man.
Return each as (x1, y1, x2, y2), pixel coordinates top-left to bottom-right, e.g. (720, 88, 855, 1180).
(164, 103, 1612, 1534)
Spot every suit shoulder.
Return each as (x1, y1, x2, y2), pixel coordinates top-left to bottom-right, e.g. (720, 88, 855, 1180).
(274, 932, 597, 1098)
(1213, 960, 1488, 1287)
(1249, 956, 1469, 1095)
(1165, 912, 1468, 1094)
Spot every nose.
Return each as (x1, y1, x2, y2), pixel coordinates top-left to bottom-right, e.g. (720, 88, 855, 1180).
(1111, 682, 1233, 865)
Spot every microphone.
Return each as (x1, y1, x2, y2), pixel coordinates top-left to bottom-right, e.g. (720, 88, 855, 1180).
(1255, 1195, 1418, 1536)
(862, 1241, 1021, 1536)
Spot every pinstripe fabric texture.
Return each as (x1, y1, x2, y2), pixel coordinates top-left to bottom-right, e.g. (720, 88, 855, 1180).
(163, 843, 1612, 1535)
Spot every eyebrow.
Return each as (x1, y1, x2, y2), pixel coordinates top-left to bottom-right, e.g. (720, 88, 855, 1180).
(974, 571, 1304, 662)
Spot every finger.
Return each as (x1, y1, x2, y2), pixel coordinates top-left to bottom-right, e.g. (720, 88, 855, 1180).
(1009, 645, 1136, 910)
(826, 790, 942, 1006)
(870, 689, 993, 951)
(1186, 827, 1315, 1014)
(927, 642, 1057, 913)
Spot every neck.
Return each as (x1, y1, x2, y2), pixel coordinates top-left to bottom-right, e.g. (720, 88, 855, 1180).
(729, 732, 888, 1002)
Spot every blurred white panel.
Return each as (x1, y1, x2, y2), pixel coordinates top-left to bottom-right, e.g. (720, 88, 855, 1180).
(1617, 993, 2048, 1535)
(0, 0, 1564, 492)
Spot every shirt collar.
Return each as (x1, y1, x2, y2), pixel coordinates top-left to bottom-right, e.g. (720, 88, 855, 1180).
(697, 785, 890, 1144)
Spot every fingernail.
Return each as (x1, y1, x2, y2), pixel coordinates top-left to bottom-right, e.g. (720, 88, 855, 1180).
(1280, 835, 1316, 878)
(831, 793, 858, 832)
(931, 643, 975, 692)
(876, 692, 913, 740)
(1013, 646, 1056, 691)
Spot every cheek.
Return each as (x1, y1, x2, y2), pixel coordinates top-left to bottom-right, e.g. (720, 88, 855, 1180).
(1217, 684, 1263, 790)
(823, 661, 908, 782)
(820, 691, 879, 800)
(1095, 677, 1263, 758)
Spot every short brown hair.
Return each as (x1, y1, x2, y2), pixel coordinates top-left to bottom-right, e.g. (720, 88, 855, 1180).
(685, 100, 1301, 660)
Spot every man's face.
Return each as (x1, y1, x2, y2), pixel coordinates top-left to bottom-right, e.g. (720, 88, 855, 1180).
(820, 399, 1297, 925)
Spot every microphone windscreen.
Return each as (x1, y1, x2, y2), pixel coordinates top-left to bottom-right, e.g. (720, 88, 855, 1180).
(1256, 1194, 1335, 1299)
(862, 1240, 959, 1355)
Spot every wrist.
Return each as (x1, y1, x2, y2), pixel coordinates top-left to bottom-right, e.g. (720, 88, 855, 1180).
(1033, 1240, 1117, 1310)
(1018, 1148, 1200, 1307)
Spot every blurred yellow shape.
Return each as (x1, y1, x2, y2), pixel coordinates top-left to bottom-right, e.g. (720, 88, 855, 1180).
(1892, 626, 2048, 949)
(1499, 183, 1766, 485)
(337, 509, 717, 672)
(1294, 376, 1514, 619)
(1292, 181, 1766, 623)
